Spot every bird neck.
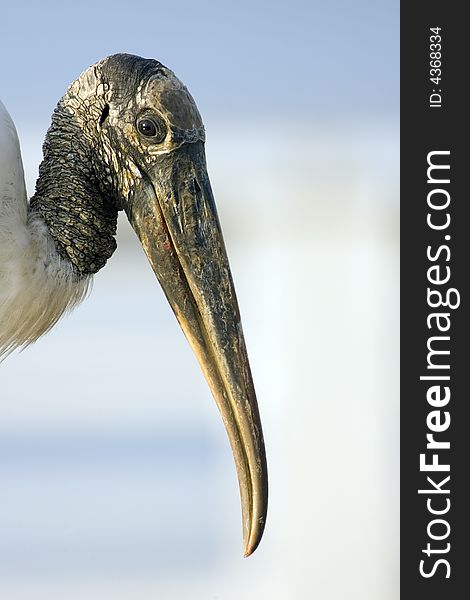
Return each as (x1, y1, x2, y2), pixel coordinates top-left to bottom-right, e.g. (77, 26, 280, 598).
(29, 110, 118, 275)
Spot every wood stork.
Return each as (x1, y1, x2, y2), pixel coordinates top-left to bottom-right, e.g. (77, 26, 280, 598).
(0, 54, 267, 556)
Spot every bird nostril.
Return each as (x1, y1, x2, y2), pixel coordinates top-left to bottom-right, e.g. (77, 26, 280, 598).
(194, 178, 202, 213)
(99, 104, 109, 126)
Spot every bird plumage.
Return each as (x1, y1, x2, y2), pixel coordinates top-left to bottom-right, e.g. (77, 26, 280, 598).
(0, 101, 89, 358)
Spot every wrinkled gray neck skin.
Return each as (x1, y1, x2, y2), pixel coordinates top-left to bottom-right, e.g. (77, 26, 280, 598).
(29, 63, 118, 275)
(30, 90, 117, 275)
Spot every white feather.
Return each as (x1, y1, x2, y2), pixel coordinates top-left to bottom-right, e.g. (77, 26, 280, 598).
(0, 100, 90, 358)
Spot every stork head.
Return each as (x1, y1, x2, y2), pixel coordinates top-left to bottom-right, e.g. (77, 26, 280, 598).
(31, 54, 267, 556)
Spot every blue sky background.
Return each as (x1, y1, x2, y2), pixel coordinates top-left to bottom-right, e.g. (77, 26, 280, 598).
(1, 0, 398, 123)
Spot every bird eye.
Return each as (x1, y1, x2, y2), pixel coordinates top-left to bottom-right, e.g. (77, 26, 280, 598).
(136, 116, 166, 143)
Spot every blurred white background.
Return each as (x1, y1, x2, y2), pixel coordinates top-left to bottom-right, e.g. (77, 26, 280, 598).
(1, 1, 399, 598)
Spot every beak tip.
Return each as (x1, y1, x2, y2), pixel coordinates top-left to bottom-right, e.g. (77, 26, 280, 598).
(242, 515, 267, 558)
(242, 538, 261, 558)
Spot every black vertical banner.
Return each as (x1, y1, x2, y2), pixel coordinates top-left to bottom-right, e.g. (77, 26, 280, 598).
(401, 3, 468, 598)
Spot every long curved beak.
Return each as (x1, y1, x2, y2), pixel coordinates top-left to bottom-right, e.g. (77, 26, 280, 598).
(126, 141, 268, 556)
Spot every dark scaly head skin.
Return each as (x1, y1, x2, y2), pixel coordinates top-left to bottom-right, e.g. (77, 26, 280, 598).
(30, 54, 204, 274)
(30, 54, 268, 556)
